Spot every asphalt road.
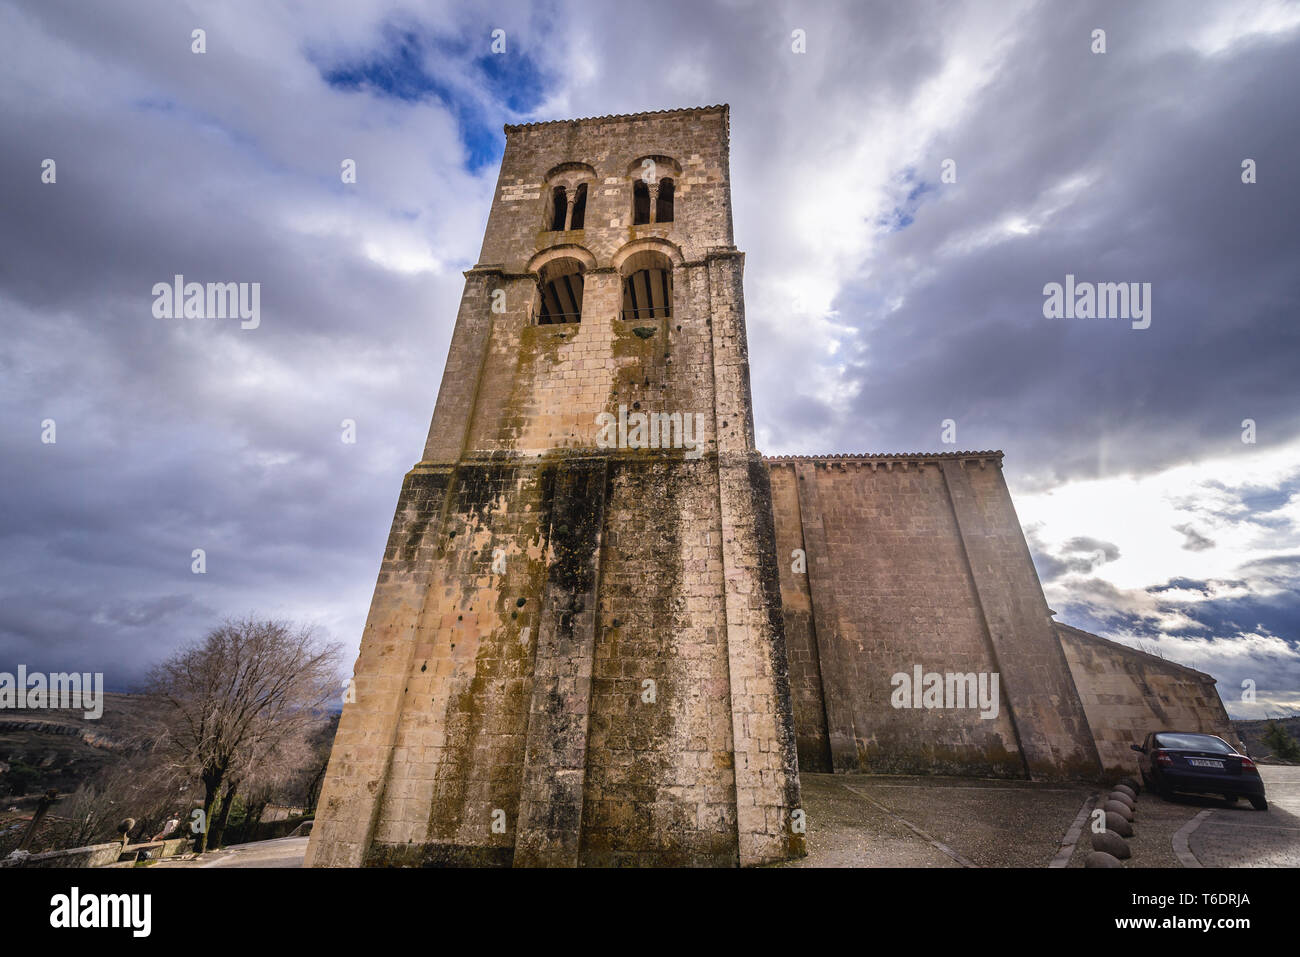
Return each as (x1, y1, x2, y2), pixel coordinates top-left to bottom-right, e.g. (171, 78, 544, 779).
(1185, 765, 1300, 867)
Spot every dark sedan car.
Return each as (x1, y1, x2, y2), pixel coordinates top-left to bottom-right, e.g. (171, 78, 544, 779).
(1132, 731, 1268, 810)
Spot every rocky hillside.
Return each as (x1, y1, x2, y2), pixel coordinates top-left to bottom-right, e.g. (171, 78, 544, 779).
(0, 692, 164, 802)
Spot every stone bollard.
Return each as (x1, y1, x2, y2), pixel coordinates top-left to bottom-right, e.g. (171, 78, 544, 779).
(1105, 810, 1134, 837)
(1086, 851, 1123, 868)
(1091, 829, 1131, 859)
(1118, 779, 1141, 798)
(1104, 799, 1135, 822)
(1108, 790, 1136, 810)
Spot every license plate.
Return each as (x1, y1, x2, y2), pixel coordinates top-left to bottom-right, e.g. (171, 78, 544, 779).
(1187, 758, 1224, 768)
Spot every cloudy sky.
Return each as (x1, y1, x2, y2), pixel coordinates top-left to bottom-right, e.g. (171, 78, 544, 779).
(1, 0, 1297, 718)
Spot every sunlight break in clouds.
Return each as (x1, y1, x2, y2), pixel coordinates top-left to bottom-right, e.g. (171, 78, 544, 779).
(1020, 437, 1300, 594)
(1019, 437, 1300, 717)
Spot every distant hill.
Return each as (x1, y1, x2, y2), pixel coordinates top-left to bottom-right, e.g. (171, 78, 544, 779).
(0, 692, 164, 803)
(1231, 716, 1300, 764)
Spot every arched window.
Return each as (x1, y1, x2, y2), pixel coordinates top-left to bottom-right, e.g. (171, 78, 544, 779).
(620, 249, 673, 321)
(632, 181, 651, 226)
(655, 177, 674, 223)
(570, 183, 587, 230)
(626, 155, 682, 226)
(536, 258, 585, 324)
(549, 186, 568, 231)
(541, 163, 597, 234)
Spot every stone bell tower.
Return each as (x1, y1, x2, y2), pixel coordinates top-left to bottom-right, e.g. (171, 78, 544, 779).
(306, 105, 804, 867)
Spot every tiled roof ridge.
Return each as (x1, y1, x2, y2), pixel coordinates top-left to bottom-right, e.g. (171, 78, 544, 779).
(505, 104, 728, 132)
(763, 450, 1004, 461)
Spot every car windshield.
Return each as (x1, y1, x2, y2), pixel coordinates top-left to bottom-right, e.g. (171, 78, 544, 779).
(1154, 733, 1235, 753)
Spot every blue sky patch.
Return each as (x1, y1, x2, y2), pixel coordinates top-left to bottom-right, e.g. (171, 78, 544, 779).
(877, 168, 935, 233)
(316, 22, 552, 171)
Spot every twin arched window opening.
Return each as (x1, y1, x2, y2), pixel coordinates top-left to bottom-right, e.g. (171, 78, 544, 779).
(533, 249, 674, 326)
(548, 184, 587, 232)
(546, 174, 675, 232)
(632, 177, 674, 225)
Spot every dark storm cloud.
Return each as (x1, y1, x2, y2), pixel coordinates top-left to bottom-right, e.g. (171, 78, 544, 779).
(818, 3, 1300, 481)
(1027, 529, 1121, 582)
(0, 0, 550, 686)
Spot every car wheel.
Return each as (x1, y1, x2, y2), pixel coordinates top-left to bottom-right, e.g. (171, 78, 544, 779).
(1249, 796, 1268, 811)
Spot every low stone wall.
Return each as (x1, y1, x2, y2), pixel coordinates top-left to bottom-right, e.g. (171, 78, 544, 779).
(1057, 622, 1239, 778)
(2, 836, 189, 868)
(241, 815, 313, 844)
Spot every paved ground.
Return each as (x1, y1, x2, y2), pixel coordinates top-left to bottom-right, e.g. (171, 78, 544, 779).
(1186, 765, 1300, 867)
(144, 767, 1299, 868)
(1052, 765, 1299, 868)
(783, 766, 1300, 868)
(150, 836, 308, 869)
(782, 773, 1096, 867)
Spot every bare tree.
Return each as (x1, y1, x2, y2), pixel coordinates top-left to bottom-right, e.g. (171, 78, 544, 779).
(299, 712, 340, 811)
(213, 719, 324, 847)
(208, 715, 320, 849)
(144, 617, 341, 853)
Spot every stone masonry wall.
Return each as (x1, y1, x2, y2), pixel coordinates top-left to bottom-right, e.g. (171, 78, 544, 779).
(365, 460, 554, 865)
(766, 441, 831, 773)
(305, 463, 453, 867)
(1057, 623, 1239, 778)
(767, 453, 1102, 781)
(581, 459, 737, 866)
